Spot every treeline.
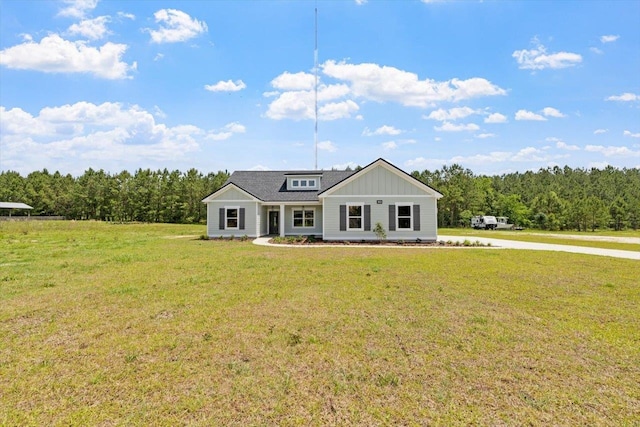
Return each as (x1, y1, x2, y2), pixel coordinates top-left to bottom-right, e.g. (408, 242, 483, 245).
(2, 164, 639, 230)
(412, 164, 640, 231)
(0, 168, 229, 223)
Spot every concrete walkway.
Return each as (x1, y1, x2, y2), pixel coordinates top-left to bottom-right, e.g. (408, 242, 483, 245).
(253, 236, 640, 260)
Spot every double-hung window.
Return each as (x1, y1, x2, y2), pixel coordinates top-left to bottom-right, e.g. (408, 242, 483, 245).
(226, 207, 239, 229)
(347, 204, 363, 231)
(396, 204, 412, 229)
(293, 208, 315, 228)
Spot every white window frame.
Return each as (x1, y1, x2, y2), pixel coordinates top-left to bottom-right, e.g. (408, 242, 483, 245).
(396, 203, 413, 230)
(292, 208, 315, 228)
(347, 203, 364, 231)
(288, 177, 319, 190)
(225, 206, 240, 230)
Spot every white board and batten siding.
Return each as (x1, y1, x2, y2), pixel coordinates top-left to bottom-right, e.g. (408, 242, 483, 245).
(321, 162, 439, 241)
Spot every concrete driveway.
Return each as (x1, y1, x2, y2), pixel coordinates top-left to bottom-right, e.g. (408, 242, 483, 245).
(254, 236, 640, 260)
(438, 235, 640, 261)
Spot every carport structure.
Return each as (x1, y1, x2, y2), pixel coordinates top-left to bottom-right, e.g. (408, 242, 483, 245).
(0, 202, 33, 217)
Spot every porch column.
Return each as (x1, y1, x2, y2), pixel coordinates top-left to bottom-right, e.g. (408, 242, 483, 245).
(279, 204, 285, 237)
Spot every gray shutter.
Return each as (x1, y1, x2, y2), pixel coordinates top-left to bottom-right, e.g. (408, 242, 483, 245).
(219, 208, 225, 230)
(388, 205, 396, 231)
(364, 205, 371, 231)
(413, 204, 421, 231)
(239, 208, 245, 230)
(339, 205, 346, 231)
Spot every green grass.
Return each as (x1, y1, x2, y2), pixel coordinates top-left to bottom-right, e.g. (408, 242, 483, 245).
(440, 227, 640, 252)
(1, 221, 639, 425)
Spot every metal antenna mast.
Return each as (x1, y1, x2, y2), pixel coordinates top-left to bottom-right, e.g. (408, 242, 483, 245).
(314, 6, 318, 170)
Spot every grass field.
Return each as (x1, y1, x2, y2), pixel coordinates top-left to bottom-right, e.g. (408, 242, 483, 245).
(1, 221, 639, 425)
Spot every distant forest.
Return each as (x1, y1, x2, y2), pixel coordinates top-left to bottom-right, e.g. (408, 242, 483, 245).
(1, 164, 639, 230)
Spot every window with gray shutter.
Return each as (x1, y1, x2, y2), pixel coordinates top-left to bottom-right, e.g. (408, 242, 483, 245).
(364, 205, 371, 231)
(219, 208, 225, 230)
(413, 204, 420, 231)
(239, 208, 245, 230)
(339, 205, 346, 231)
(388, 204, 396, 231)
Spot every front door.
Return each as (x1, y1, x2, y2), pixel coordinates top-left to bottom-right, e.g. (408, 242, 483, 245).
(269, 211, 279, 235)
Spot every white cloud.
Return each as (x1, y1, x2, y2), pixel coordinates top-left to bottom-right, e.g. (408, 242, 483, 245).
(363, 125, 402, 136)
(434, 122, 480, 132)
(153, 106, 167, 119)
(265, 82, 351, 121)
(512, 39, 582, 70)
(67, 16, 111, 40)
(322, 60, 505, 107)
(590, 47, 603, 55)
(204, 80, 247, 92)
(58, 0, 98, 18)
(623, 130, 640, 138)
(594, 129, 608, 134)
(600, 35, 619, 43)
(425, 106, 478, 121)
(317, 140, 337, 152)
(585, 144, 640, 157)
(484, 112, 508, 124)
(382, 141, 397, 150)
(556, 141, 579, 151)
(542, 107, 565, 118)
(153, 53, 164, 61)
(318, 100, 359, 121)
(271, 71, 316, 91)
(515, 110, 547, 121)
(318, 84, 351, 101)
(475, 133, 495, 139)
(0, 102, 234, 172)
(355, 0, 368, 5)
(265, 90, 313, 120)
(450, 147, 556, 165)
(511, 147, 548, 162)
(117, 12, 135, 20)
(147, 9, 208, 44)
(0, 34, 134, 79)
(606, 93, 639, 102)
(206, 122, 246, 141)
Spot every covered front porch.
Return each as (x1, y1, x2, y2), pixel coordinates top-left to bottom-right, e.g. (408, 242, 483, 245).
(260, 203, 323, 238)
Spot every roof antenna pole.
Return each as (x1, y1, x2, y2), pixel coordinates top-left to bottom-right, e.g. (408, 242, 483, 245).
(314, 5, 318, 170)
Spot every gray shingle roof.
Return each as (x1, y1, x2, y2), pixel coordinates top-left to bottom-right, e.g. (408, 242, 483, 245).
(224, 170, 356, 202)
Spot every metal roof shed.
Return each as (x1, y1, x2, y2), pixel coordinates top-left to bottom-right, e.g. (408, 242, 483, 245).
(0, 202, 33, 217)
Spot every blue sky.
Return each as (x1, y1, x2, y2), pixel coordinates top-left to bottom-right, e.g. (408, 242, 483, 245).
(1, 0, 639, 176)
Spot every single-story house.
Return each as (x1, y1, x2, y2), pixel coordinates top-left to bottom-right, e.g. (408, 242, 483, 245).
(202, 158, 443, 241)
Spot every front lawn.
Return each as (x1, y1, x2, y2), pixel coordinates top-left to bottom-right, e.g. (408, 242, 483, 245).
(1, 221, 638, 425)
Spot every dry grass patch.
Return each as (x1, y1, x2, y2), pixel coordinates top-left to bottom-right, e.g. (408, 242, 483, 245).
(1, 221, 638, 425)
